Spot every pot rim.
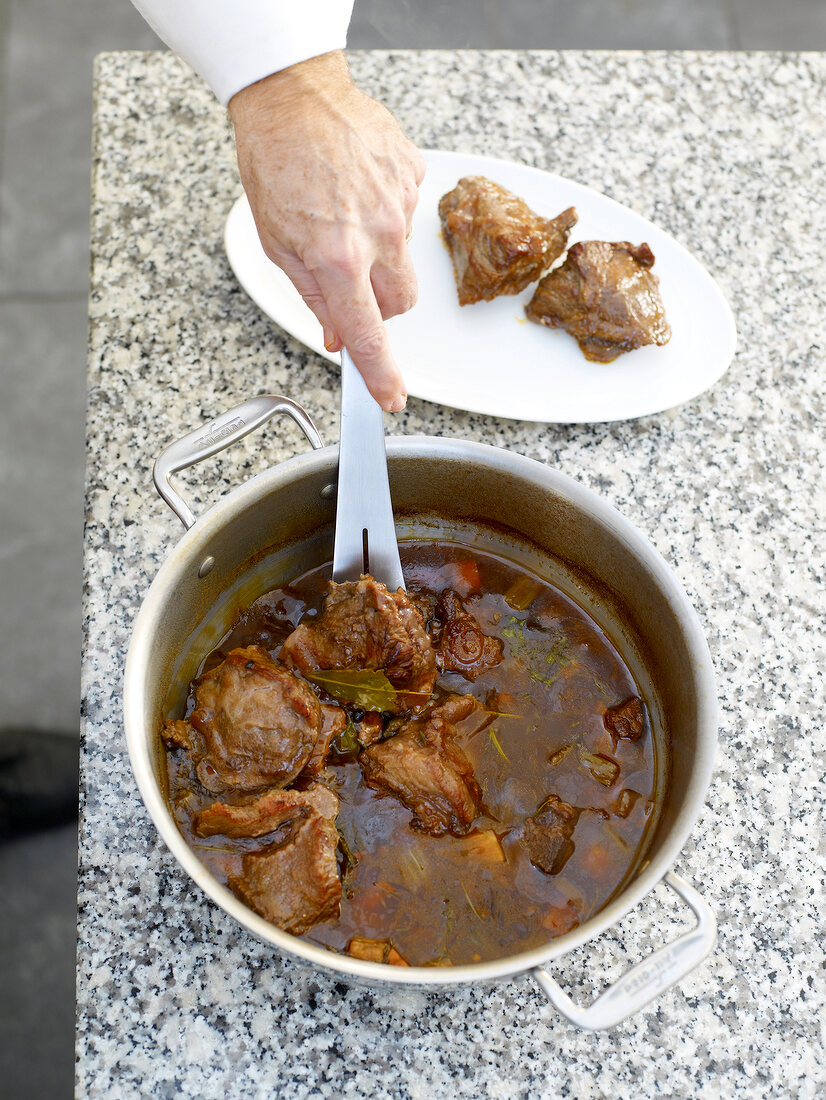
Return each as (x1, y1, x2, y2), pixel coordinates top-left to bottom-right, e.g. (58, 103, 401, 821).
(124, 436, 717, 987)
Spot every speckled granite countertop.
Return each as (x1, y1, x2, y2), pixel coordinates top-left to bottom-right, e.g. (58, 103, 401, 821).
(78, 51, 825, 1097)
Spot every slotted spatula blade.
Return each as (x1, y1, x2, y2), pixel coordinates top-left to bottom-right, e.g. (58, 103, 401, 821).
(332, 350, 405, 591)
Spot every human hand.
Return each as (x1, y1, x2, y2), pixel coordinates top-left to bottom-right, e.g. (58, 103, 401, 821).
(229, 51, 425, 412)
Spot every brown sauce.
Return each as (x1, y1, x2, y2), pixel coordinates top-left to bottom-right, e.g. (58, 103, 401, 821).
(164, 540, 659, 967)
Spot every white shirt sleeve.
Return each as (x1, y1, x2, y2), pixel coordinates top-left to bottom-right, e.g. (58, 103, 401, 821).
(131, 0, 355, 106)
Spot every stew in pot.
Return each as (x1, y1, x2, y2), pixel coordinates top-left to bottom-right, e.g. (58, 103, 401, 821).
(162, 541, 660, 966)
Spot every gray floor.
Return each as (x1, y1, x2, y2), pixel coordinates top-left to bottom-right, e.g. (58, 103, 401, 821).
(1, 1, 825, 1096)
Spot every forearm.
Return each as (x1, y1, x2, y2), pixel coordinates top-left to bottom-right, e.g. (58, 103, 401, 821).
(129, 0, 354, 105)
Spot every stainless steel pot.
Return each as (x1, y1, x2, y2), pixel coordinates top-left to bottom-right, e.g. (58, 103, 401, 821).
(124, 394, 717, 1031)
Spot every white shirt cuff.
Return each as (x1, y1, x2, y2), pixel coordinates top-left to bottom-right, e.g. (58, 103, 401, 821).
(131, 0, 354, 105)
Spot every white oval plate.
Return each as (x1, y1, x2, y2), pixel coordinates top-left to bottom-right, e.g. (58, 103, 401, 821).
(224, 149, 736, 423)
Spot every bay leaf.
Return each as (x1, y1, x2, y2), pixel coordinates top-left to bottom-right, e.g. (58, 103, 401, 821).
(306, 668, 399, 711)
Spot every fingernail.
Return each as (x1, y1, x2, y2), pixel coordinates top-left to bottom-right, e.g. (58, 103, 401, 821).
(385, 393, 407, 413)
(323, 327, 339, 352)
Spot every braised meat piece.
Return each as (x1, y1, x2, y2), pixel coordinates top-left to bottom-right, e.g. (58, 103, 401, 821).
(359, 694, 481, 836)
(302, 705, 346, 777)
(228, 795, 342, 934)
(521, 794, 580, 875)
(354, 712, 384, 747)
(436, 590, 503, 681)
(161, 645, 322, 793)
(161, 719, 200, 754)
(194, 782, 339, 839)
(526, 240, 671, 362)
(281, 576, 437, 710)
(604, 695, 645, 741)
(439, 176, 577, 306)
(439, 176, 578, 305)
(407, 590, 437, 630)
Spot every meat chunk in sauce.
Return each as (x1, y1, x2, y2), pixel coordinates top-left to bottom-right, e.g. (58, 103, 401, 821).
(521, 794, 580, 875)
(161, 719, 200, 755)
(359, 694, 481, 836)
(301, 705, 346, 777)
(161, 645, 321, 793)
(604, 695, 645, 741)
(436, 590, 503, 681)
(525, 240, 671, 362)
(225, 785, 342, 935)
(439, 176, 577, 305)
(194, 782, 339, 839)
(353, 712, 384, 748)
(281, 576, 437, 709)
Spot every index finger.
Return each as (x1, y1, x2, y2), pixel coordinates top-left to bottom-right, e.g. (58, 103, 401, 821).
(314, 263, 407, 413)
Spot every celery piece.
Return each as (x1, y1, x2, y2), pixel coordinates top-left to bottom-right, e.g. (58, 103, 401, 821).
(579, 750, 620, 787)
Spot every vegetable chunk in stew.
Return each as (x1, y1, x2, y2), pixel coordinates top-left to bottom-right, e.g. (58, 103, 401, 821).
(162, 541, 661, 967)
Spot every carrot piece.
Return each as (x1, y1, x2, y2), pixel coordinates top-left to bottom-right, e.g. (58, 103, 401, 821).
(580, 843, 614, 878)
(347, 937, 410, 966)
(541, 900, 580, 935)
(357, 881, 398, 918)
(451, 558, 481, 594)
(385, 946, 410, 967)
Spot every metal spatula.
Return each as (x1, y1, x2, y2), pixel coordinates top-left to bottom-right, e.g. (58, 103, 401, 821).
(332, 349, 405, 591)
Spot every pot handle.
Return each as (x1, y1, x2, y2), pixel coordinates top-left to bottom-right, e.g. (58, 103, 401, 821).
(532, 871, 716, 1030)
(153, 394, 324, 530)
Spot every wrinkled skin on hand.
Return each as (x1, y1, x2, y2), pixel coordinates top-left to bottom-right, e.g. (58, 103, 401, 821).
(229, 50, 425, 412)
